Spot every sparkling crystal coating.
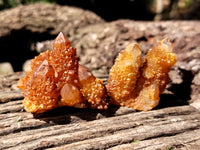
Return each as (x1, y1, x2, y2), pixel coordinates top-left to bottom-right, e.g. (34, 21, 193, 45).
(18, 32, 108, 113)
(78, 65, 108, 109)
(107, 39, 176, 111)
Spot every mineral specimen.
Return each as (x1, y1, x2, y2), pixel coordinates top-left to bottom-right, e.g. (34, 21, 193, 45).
(107, 39, 177, 111)
(18, 32, 108, 113)
(78, 65, 108, 109)
(106, 44, 141, 105)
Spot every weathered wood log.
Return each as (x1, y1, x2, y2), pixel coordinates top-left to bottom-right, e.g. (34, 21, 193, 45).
(0, 91, 23, 103)
(109, 129, 200, 150)
(0, 3, 104, 37)
(0, 94, 200, 150)
(0, 72, 24, 92)
(70, 20, 200, 74)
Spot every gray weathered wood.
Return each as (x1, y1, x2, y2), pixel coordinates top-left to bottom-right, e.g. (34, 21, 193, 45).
(0, 91, 23, 103)
(0, 97, 200, 150)
(0, 73, 200, 150)
(0, 72, 24, 92)
(0, 3, 104, 37)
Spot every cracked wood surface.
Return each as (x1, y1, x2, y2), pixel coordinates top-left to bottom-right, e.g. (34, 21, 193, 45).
(0, 73, 200, 150)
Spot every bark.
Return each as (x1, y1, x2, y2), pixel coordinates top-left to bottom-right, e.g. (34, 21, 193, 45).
(70, 20, 200, 75)
(0, 72, 24, 93)
(0, 3, 104, 37)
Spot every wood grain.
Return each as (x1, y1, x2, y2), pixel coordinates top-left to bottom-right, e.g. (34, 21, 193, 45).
(0, 73, 200, 150)
(0, 97, 200, 150)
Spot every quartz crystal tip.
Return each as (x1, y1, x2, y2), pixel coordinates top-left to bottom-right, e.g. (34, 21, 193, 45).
(53, 32, 71, 50)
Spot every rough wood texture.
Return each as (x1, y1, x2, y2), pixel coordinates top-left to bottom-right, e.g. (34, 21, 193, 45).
(0, 3, 104, 37)
(0, 73, 200, 150)
(0, 99, 200, 150)
(70, 20, 200, 75)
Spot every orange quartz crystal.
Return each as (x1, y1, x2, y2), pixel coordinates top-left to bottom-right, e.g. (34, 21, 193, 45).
(107, 39, 177, 111)
(106, 44, 141, 105)
(78, 65, 108, 109)
(18, 32, 108, 113)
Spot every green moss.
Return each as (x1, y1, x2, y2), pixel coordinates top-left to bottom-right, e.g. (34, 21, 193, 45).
(148, 116, 154, 119)
(131, 140, 140, 144)
(166, 146, 172, 150)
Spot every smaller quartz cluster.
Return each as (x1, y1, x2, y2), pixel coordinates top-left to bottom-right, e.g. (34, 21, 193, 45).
(107, 39, 177, 111)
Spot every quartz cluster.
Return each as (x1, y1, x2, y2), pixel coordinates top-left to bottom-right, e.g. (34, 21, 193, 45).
(18, 32, 108, 113)
(107, 39, 177, 111)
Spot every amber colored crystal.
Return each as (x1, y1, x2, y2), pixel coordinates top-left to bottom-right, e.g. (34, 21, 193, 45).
(131, 39, 177, 111)
(23, 60, 59, 113)
(18, 32, 108, 113)
(18, 32, 80, 113)
(59, 83, 84, 107)
(107, 39, 176, 111)
(106, 44, 141, 105)
(78, 65, 108, 109)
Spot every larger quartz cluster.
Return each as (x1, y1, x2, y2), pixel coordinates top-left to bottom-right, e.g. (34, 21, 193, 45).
(18, 32, 108, 113)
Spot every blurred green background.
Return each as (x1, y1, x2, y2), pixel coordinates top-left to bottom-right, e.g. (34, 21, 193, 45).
(0, 0, 199, 21)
